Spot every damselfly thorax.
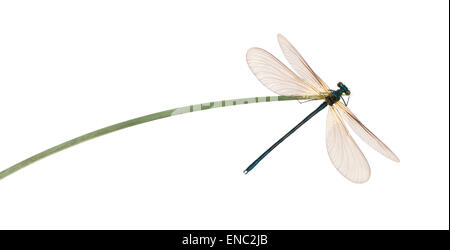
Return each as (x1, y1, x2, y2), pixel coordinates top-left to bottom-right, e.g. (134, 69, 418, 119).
(326, 82, 351, 106)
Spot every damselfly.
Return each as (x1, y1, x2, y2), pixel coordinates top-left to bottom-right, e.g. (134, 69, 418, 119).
(243, 34, 399, 183)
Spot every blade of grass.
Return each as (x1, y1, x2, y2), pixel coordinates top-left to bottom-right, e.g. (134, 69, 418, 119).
(0, 95, 321, 180)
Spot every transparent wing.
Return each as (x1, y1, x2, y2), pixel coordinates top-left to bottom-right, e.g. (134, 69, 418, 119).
(246, 47, 322, 97)
(335, 102, 400, 162)
(326, 106, 371, 183)
(277, 34, 331, 94)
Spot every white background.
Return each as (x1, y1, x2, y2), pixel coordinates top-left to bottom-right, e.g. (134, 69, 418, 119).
(0, 0, 448, 229)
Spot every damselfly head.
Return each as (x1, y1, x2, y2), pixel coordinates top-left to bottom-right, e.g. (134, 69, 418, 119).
(337, 82, 351, 95)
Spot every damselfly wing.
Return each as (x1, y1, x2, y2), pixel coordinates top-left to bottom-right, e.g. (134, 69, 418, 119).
(277, 34, 330, 95)
(245, 34, 399, 183)
(334, 102, 400, 162)
(326, 105, 371, 183)
(246, 48, 322, 97)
